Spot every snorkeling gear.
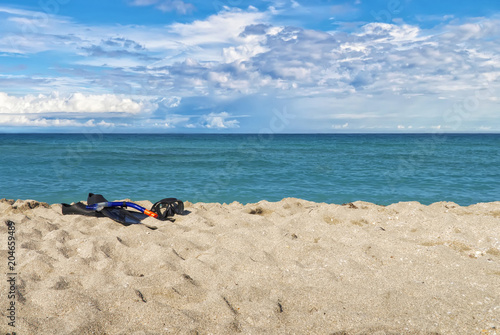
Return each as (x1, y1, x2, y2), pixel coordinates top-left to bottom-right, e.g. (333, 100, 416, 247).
(86, 201, 159, 219)
(62, 193, 184, 226)
(151, 198, 184, 221)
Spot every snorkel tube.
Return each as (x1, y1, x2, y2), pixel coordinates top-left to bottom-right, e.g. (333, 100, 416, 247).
(85, 197, 183, 221)
(86, 202, 158, 219)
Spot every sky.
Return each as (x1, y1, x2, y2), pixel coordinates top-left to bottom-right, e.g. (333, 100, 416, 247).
(0, 0, 499, 133)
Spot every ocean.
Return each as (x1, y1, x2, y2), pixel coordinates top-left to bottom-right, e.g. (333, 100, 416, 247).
(0, 133, 498, 205)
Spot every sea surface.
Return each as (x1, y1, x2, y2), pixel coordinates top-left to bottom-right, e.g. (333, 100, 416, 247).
(0, 133, 498, 205)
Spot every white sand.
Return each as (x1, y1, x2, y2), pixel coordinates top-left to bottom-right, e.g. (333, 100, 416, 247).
(0, 197, 499, 334)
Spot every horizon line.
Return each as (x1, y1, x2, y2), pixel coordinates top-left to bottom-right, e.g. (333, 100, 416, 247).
(1, 132, 500, 135)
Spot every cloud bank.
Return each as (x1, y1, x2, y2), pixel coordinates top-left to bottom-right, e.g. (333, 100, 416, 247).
(0, 4, 499, 132)
(0, 92, 155, 115)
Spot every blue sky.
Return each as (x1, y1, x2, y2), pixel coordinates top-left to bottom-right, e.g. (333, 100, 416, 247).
(0, 0, 499, 133)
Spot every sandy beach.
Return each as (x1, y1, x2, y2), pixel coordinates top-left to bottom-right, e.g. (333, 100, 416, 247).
(1, 197, 499, 334)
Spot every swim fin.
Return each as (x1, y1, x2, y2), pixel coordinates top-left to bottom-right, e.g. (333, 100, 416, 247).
(87, 193, 144, 225)
(62, 193, 145, 226)
(62, 202, 104, 217)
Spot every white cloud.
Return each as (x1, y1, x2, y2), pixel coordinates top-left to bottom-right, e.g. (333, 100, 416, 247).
(0, 92, 157, 115)
(157, 0, 194, 14)
(0, 6, 79, 54)
(159, 96, 181, 108)
(0, 7, 269, 67)
(357, 22, 421, 42)
(0, 6, 41, 16)
(0, 91, 186, 128)
(0, 114, 114, 127)
(168, 9, 267, 47)
(129, 0, 195, 14)
(202, 112, 240, 128)
(332, 122, 349, 129)
(442, 20, 500, 41)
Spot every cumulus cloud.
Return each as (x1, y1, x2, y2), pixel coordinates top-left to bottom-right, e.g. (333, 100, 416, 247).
(201, 112, 240, 129)
(0, 114, 114, 127)
(234, 19, 500, 99)
(168, 9, 267, 47)
(0, 92, 157, 115)
(0, 92, 189, 128)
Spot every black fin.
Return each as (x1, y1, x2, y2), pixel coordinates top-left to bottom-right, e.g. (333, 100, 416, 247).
(63, 193, 145, 226)
(62, 202, 104, 217)
(101, 207, 143, 226)
(88, 193, 144, 225)
(87, 193, 108, 205)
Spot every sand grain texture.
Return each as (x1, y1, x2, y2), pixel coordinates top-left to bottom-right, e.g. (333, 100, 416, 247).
(0, 198, 499, 334)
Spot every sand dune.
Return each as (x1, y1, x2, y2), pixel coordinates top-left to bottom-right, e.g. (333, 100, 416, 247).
(1, 197, 499, 334)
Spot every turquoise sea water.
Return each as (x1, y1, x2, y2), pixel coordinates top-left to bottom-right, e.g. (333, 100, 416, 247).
(0, 133, 498, 205)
